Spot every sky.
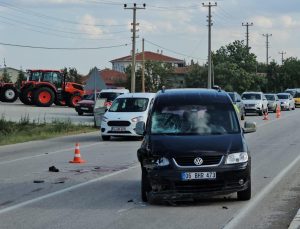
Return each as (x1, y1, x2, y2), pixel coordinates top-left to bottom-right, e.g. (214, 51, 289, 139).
(0, 0, 299, 75)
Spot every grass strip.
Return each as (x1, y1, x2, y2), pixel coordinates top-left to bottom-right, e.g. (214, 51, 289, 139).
(0, 115, 96, 146)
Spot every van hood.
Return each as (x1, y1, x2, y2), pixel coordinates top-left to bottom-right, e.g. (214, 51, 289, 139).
(148, 134, 246, 157)
(105, 111, 147, 121)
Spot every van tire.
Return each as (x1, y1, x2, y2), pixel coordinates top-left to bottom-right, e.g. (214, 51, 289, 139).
(141, 166, 151, 202)
(237, 180, 251, 201)
(101, 135, 110, 141)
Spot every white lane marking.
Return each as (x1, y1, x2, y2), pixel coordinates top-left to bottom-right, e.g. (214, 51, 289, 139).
(0, 164, 139, 215)
(223, 147, 300, 229)
(0, 142, 101, 165)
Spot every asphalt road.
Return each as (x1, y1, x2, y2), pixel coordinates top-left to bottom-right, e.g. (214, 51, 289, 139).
(0, 100, 94, 125)
(0, 109, 300, 229)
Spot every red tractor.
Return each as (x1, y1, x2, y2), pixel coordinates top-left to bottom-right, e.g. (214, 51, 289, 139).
(19, 69, 84, 107)
(0, 82, 18, 103)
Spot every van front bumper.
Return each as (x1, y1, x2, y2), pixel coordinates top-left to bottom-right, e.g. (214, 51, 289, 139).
(146, 163, 250, 201)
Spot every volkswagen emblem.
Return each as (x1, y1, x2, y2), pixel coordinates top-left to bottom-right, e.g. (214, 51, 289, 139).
(194, 157, 203, 166)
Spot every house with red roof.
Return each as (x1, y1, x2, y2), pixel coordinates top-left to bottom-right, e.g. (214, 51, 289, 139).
(110, 51, 185, 73)
(82, 68, 127, 89)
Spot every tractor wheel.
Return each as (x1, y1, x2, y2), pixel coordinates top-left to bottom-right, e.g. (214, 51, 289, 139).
(19, 87, 34, 105)
(33, 87, 55, 107)
(0, 85, 18, 102)
(68, 94, 82, 107)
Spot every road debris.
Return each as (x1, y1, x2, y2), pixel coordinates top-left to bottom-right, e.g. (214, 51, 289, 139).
(49, 166, 59, 172)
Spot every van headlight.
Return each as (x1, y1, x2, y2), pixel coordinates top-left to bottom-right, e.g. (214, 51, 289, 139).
(102, 116, 108, 122)
(155, 157, 170, 166)
(225, 152, 248, 164)
(131, 116, 143, 122)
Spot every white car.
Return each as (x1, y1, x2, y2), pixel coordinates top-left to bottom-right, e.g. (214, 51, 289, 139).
(100, 93, 156, 140)
(241, 92, 268, 116)
(277, 93, 295, 111)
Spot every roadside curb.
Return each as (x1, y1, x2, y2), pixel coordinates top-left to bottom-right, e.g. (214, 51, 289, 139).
(289, 209, 300, 229)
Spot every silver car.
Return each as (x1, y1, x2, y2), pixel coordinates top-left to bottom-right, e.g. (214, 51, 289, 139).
(277, 93, 295, 111)
(264, 93, 280, 112)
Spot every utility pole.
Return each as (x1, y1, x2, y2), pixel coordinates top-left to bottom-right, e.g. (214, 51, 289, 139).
(242, 22, 253, 49)
(279, 51, 286, 65)
(141, 38, 145, 92)
(124, 3, 146, 93)
(262, 34, 272, 65)
(202, 2, 217, 89)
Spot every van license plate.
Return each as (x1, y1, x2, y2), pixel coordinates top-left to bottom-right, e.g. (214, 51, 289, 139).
(181, 172, 216, 180)
(111, 127, 126, 132)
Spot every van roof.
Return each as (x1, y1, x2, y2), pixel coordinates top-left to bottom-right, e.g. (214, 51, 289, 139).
(156, 88, 230, 104)
(100, 89, 129, 93)
(117, 92, 156, 99)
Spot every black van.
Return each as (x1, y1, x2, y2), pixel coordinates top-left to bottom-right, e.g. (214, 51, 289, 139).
(136, 89, 256, 203)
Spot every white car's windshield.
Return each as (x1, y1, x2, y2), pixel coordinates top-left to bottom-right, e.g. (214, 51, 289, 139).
(109, 98, 149, 112)
(151, 104, 240, 135)
(265, 95, 275, 101)
(242, 93, 261, 100)
(277, 94, 289, 99)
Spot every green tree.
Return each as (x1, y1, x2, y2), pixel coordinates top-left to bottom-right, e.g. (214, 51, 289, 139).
(69, 67, 82, 84)
(125, 61, 174, 92)
(211, 40, 264, 93)
(280, 57, 300, 89)
(1, 68, 11, 83)
(16, 70, 26, 88)
(61, 67, 82, 84)
(185, 63, 207, 88)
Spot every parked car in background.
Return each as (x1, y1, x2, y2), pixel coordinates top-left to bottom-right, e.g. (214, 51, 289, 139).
(285, 88, 298, 97)
(264, 93, 280, 112)
(277, 93, 295, 111)
(75, 88, 129, 116)
(293, 91, 300, 107)
(241, 92, 268, 116)
(227, 92, 245, 120)
(285, 88, 300, 107)
(97, 89, 130, 111)
(100, 93, 156, 140)
(75, 93, 98, 115)
(136, 89, 256, 203)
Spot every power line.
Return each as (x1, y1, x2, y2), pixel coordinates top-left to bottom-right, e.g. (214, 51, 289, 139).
(124, 2, 146, 93)
(0, 41, 129, 50)
(0, 15, 126, 35)
(0, 19, 129, 41)
(203, 1, 217, 89)
(262, 33, 272, 65)
(279, 51, 286, 65)
(144, 39, 206, 60)
(0, 2, 127, 27)
(242, 22, 253, 49)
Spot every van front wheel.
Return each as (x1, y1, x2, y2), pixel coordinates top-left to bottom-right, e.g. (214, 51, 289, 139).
(237, 180, 251, 201)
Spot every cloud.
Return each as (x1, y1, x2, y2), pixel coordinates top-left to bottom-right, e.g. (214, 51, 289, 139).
(280, 15, 298, 28)
(252, 16, 273, 28)
(78, 14, 103, 38)
(139, 20, 157, 33)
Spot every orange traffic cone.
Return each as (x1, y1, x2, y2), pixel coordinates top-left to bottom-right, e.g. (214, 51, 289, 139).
(69, 143, 86, 163)
(276, 106, 281, 118)
(263, 110, 269, 120)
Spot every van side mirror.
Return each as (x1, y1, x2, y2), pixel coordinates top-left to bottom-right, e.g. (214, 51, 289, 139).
(243, 121, 257, 133)
(135, 121, 146, 135)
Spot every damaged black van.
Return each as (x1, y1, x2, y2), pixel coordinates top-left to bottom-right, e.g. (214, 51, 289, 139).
(136, 88, 257, 203)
